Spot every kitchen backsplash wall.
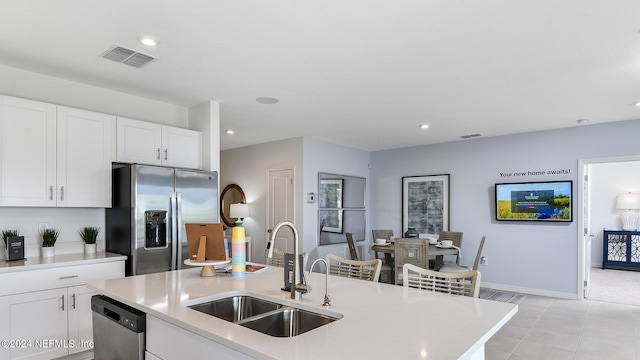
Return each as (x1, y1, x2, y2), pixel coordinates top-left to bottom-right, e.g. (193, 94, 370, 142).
(0, 208, 105, 259)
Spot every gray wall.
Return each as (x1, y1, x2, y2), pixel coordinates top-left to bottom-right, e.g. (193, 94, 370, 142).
(370, 119, 640, 297)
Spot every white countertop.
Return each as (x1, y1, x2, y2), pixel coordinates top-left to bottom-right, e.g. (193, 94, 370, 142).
(0, 252, 127, 274)
(88, 265, 517, 360)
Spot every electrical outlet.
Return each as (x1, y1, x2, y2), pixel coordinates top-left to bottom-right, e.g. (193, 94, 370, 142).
(480, 256, 487, 266)
(38, 223, 49, 232)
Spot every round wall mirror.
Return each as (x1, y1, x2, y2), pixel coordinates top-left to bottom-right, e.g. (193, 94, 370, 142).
(221, 184, 246, 227)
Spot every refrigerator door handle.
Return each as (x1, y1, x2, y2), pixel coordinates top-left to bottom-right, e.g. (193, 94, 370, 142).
(175, 191, 183, 270)
(170, 191, 178, 271)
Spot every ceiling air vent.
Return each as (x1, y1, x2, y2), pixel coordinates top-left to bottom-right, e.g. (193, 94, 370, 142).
(460, 133, 482, 139)
(101, 45, 157, 68)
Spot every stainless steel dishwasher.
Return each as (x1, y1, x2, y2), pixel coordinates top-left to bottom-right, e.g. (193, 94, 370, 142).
(91, 295, 146, 360)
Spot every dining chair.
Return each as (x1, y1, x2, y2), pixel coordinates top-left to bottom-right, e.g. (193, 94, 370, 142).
(345, 232, 360, 261)
(438, 235, 486, 273)
(264, 247, 309, 268)
(394, 238, 429, 285)
(438, 231, 464, 264)
(372, 229, 394, 242)
(402, 263, 481, 298)
(347, 232, 392, 283)
(326, 254, 382, 282)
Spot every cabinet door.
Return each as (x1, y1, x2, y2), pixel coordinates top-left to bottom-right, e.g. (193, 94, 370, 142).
(57, 107, 115, 207)
(161, 126, 202, 169)
(0, 96, 57, 206)
(0, 288, 68, 360)
(67, 285, 96, 355)
(116, 117, 162, 165)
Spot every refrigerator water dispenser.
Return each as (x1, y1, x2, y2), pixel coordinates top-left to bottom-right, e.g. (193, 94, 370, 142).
(145, 210, 167, 248)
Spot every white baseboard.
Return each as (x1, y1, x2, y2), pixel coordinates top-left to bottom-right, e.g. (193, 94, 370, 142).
(481, 281, 578, 300)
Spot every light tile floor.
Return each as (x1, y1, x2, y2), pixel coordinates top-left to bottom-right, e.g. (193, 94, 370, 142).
(485, 295, 640, 360)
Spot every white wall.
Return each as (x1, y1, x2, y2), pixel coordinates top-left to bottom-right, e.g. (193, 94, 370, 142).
(0, 208, 105, 259)
(589, 160, 640, 265)
(0, 64, 188, 126)
(220, 138, 304, 263)
(370, 119, 640, 297)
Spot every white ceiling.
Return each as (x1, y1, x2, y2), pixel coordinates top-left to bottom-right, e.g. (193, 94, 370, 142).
(2, 1, 640, 151)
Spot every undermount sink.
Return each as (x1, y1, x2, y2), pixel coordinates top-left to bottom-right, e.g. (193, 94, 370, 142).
(238, 307, 338, 337)
(187, 294, 341, 337)
(189, 295, 282, 322)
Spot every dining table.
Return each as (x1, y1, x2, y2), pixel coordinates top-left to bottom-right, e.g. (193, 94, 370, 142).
(371, 240, 460, 282)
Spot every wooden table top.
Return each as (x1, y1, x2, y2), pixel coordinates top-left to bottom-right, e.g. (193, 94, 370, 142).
(371, 243, 459, 256)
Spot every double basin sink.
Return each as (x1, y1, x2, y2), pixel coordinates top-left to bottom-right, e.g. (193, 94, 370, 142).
(187, 293, 341, 337)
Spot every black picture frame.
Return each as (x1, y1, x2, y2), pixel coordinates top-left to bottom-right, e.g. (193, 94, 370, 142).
(402, 174, 450, 236)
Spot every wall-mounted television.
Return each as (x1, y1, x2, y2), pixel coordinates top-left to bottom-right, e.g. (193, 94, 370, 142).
(495, 180, 573, 222)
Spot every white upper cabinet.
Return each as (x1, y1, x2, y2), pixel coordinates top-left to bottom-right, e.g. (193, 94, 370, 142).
(0, 96, 57, 206)
(57, 106, 114, 207)
(0, 95, 114, 207)
(117, 117, 202, 169)
(116, 117, 162, 165)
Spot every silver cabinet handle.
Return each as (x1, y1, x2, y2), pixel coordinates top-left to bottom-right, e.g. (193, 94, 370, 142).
(72, 293, 76, 309)
(49, 186, 53, 200)
(157, 148, 161, 160)
(61, 295, 65, 311)
(164, 149, 168, 160)
(60, 186, 64, 201)
(59, 275, 78, 280)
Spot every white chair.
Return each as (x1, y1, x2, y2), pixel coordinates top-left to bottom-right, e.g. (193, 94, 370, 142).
(403, 263, 481, 298)
(438, 235, 486, 273)
(264, 247, 308, 268)
(326, 254, 382, 282)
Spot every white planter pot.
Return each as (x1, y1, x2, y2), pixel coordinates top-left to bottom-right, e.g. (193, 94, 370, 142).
(84, 243, 97, 254)
(41, 246, 55, 258)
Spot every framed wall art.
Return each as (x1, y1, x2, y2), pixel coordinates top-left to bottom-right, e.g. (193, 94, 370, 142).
(402, 174, 450, 236)
(319, 178, 344, 233)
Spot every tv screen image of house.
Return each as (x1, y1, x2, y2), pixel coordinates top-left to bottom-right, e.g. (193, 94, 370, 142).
(495, 180, 573, 222)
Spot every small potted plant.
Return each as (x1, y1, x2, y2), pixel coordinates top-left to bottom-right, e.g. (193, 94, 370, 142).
(2, 229, 24, 261)
(40, 228, 60, 257)
(78, 226, 99, 254)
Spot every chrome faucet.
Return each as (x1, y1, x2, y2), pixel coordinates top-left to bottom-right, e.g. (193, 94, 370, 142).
(267, 221, 308, 300)
(308, 258, 331, 307)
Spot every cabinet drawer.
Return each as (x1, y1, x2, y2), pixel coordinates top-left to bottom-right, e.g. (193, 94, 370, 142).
(0, 261, 124, 296)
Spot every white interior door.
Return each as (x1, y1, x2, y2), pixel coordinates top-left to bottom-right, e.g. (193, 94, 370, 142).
(267, 169, 294, 257)
(582, 164, 592, 298)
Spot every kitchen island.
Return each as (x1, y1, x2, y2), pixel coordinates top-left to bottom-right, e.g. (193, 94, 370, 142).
(88, 265, 517, 360)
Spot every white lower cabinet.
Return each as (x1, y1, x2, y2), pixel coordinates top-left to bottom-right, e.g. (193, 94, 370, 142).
(146, 315, 253, 360)
(0, 259, 124, 360)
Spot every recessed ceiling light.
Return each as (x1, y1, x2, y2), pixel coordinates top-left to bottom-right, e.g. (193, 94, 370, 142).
(137, 35, 159, 47)
(256, 97, 279, 104)
(634, 101, 640, 107)
(420, 124, 429, 129)
(225, 130, 235, 135)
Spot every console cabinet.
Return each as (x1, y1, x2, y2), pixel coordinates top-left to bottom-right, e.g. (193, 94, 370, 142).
(0, 95, 114, 207)
(116, 117, 202, 169)
(0, 259, 125, 360)
(602, 230, 640, 271)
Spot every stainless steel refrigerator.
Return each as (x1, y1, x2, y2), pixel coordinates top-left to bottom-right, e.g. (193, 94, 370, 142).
(106, 164, 218, 276)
